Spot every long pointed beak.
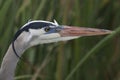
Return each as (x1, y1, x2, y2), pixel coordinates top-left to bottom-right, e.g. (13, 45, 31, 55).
(59, 26, 112, 37)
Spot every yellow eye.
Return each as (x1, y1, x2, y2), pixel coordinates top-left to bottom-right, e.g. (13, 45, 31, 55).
(44, 27, 51, 32)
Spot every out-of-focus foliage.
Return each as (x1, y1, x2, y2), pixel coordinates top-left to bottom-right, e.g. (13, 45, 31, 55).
(0, 0, 120, 80)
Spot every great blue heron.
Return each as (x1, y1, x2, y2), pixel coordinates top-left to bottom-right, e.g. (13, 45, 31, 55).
(0, 20, 112, 80)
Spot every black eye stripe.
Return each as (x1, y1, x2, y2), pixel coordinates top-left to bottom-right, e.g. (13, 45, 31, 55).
(12, 22, 55, 41)
(22, 22, 54, 31)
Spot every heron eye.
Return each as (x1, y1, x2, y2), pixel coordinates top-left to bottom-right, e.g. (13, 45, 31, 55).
(44, 27, 51, 32)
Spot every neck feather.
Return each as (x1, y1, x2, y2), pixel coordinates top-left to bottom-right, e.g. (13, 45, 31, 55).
(0, 42, 27, 80)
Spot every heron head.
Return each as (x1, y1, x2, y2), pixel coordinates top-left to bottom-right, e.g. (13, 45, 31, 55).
(14, 20, 112, 47)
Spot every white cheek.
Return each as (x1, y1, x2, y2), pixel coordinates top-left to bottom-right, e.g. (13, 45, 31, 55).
(40, 33, 60, 40)
(29, 29, 45, 36)
(39, 33, 60, 43)
(29, 33, 61, 46)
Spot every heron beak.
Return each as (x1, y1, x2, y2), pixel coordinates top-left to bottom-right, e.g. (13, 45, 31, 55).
(59, 26, 112, 37)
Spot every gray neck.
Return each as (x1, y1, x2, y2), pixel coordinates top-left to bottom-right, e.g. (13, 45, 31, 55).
(0, 41, 27, 80)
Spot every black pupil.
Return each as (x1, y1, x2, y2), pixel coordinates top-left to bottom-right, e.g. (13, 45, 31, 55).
(45, 27, 50, 32)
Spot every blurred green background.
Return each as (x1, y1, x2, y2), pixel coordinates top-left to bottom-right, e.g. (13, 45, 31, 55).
(0, 0, 120, 80)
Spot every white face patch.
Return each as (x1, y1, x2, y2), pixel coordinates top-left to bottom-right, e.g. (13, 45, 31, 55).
(29, 33, 61, 46)
(29, 28, 46, 36)
(40, 33, 60, 40)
